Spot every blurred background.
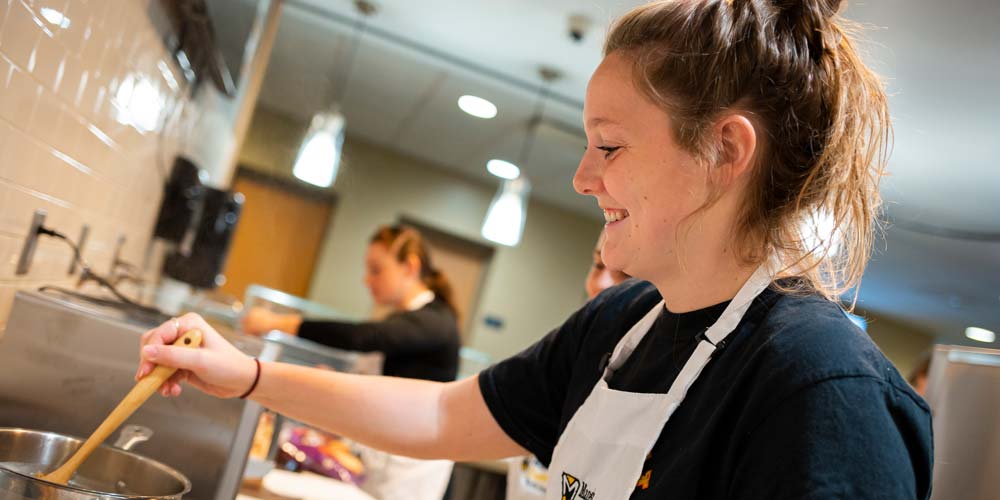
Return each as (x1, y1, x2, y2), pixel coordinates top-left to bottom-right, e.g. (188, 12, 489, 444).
(0, 0, 997, 499)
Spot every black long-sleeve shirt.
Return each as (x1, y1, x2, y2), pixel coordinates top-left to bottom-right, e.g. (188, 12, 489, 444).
(297, 298, 460, 382)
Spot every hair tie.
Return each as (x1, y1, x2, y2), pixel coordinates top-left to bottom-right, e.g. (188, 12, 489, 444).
(239, 358, 262, 399)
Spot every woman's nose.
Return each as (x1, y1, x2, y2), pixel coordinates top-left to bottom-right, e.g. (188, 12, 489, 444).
(573, 151, 602, 196)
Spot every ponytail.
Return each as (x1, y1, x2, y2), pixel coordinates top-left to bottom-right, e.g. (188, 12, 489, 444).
(425, 268, 458, 316)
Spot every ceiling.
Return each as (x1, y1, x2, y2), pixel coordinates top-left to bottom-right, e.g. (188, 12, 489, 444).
(222, 0, 628, 217)
(216, 0, 1000, 346)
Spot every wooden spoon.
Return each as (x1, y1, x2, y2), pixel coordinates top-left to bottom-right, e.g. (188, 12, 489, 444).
(38, 329, 204, 486)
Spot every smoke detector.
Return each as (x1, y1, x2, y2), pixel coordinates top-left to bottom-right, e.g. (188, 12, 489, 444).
(568, 13, 592, 43)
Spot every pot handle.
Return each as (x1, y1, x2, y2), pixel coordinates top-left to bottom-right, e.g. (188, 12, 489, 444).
(113, 425, 153, 451)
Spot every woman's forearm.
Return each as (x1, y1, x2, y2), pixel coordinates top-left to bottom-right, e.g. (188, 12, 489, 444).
(249, 363, 525, 460)
(282, 314, 303, 335)
(139, 313, 522, 460)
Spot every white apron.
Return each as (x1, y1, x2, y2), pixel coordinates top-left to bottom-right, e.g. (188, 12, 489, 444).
(545, 262, 776, 500)
(353, 444, 453, 500)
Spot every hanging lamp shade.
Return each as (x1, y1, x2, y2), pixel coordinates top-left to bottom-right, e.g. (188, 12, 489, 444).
(293, 110, 346, 188)
(481, 176, 531, 246)
(480, 66, 560, 247)
(293, 0, 375, 188)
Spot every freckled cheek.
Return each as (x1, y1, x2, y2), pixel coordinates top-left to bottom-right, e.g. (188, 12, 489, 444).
(602, 172, 637, 209)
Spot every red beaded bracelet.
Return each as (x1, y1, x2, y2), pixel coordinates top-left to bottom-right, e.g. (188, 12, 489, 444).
(239, 358, 261, 399)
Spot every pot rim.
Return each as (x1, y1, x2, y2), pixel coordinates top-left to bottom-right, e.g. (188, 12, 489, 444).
(0, 427, 192, 499)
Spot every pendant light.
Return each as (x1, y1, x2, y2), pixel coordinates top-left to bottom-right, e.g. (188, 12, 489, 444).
(482, 67, 560, 246)
(293, 0, 376, 188)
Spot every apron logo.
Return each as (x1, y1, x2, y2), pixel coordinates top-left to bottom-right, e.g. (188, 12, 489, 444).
(561, 472, 596, 500)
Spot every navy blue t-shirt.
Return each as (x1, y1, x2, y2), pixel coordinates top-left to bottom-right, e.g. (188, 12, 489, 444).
(479, 279, 933, 499)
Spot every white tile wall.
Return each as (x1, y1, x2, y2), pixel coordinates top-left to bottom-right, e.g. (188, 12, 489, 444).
(0, 0, 202, 331)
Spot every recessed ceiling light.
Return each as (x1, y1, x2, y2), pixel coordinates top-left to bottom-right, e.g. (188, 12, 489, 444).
(458, 95, 497, 119)
(965, 326, 996, 343)
(487, 159, 520, 180)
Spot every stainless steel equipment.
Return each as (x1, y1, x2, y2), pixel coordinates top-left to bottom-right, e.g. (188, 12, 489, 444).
(0, 291, 278, 500)
(242, 284, 497, 378)
(925, 345, 1000, 500)
(236, 285, 383, 464)
(243, 284, 353, 320)
(0, 427, 190, 500)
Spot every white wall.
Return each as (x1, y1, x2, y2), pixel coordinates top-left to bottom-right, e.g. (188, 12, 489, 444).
(0, 0, 202, 331)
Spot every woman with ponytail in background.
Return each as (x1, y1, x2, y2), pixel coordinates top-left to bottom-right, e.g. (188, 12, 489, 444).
(139, 1, 932, 497)
(242, 224, 460, 382)
(243, 225, 460, 500)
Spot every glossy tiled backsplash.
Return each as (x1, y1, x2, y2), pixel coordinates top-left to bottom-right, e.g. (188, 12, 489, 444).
(0, 0, 201, 330)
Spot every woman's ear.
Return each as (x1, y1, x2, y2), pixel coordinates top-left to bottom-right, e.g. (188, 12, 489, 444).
(404, 253, 423, 279)
(713, 113, 758, 185)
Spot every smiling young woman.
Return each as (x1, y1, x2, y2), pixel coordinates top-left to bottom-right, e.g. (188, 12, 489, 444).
(136, 2, 931, 499)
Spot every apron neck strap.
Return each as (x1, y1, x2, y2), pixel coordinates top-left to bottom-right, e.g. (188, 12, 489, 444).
(604, 256, 780, 377)
(702, 257, 779, 346)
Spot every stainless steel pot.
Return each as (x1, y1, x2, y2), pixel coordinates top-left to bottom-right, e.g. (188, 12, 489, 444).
(0, 428, 190, 500)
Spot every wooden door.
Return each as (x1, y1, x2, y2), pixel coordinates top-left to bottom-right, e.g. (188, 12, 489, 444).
(220, 171, 335, 300)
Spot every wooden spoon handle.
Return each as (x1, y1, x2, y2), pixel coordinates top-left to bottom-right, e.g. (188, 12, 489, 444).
(38, 330, 204, 485)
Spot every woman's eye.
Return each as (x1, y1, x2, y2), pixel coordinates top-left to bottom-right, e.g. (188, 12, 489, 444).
(596, 146, 621, 159)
